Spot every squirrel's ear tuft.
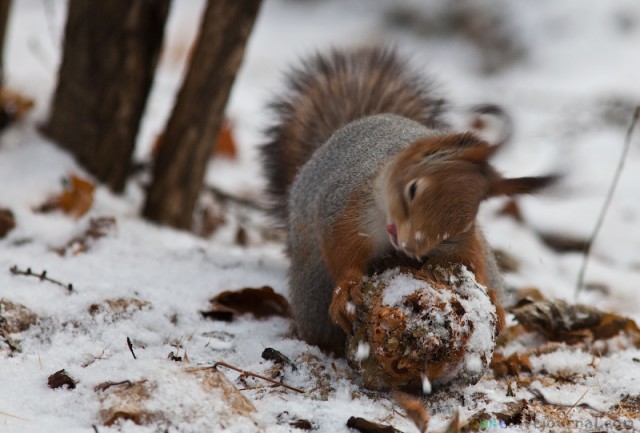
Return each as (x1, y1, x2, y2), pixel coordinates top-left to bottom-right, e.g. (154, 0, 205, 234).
(489, 174, 559, 197)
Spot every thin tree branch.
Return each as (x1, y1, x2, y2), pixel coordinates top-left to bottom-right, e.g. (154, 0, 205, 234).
(213, 361, 305, 393)
(575, 106, 640, 297)
(9, 265, 74, 292)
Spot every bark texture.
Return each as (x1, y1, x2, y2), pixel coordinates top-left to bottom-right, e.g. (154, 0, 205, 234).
(43, 0, 170, 192)
(0, 0, 11, 76)
(143, 0, 261, 229)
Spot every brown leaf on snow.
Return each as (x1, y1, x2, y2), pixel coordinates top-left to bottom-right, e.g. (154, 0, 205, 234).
(185, 367, 256, 417)
(461, 400, 529, 432)
(0, 208, 16, 238)
(202, 286, 291, 321)
(0, 87, 35, 129)
(54, 216, 116, 255)
(36, 175, 95, 218)
(48, 369, 77, 389)
(0, 298, 37, 334)
(512, 299, 640, 345)
(95, 380, 160, 427)
(490, 352, 532, 378)
(88, 297, 150, 320)
(213, 118, 238, 159)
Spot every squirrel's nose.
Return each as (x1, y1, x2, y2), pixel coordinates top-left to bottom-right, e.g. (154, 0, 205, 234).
(386, 223, 397, 237)
(386, 223, 398, 247)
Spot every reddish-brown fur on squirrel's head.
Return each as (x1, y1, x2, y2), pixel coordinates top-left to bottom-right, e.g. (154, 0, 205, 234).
(382, 133, 556, 258)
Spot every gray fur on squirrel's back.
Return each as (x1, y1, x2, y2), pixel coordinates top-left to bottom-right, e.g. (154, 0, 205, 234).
(288, 114, 443, 348)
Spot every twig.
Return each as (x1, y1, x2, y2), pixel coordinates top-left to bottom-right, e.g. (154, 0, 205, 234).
(126, 337, 137, 360)
(206, 185, 269, 212)
(564, 388, 590, 416)
(9, 265, 74, 292)
(528, 386, 600, 413)
(575, 106, 640, 297)
(94, 380, 138, 392)
(213, 361, 305, 393)
(0, 410, 30, 421)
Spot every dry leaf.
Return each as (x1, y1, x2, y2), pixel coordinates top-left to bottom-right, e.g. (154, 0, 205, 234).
(346, 416, 403, 433)
(95, 380, 160, 427)
(88, 297, 150, 319)
(202, 286, 291, 321)
(461, 401, 528, 432)
(512, 299, 640, 345)
(213, 118, 238, 159)
(0, 298, 37, 334)
(55, 216, 116, 255)
(490, 352, 532, 378)
(493, 400, 529, 426)
(48, 369, 77, 389)
(0, 208, 15, 238)
(185, 367, 256, 417)
(37, 175, 95, 218)
(394, 392, 429, 433)
(0, 87, 35, 129)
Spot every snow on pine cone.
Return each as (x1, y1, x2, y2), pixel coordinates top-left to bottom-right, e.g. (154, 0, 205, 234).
(345, 264, 498, 392)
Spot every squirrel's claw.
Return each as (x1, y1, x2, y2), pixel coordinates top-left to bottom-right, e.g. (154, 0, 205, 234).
(330, 280, 363, 333)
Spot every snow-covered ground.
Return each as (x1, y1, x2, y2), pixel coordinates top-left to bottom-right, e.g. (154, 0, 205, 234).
(1, 1, 639, 432)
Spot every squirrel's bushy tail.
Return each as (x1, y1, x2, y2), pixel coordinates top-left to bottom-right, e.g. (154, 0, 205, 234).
(261, 47, 447, 223)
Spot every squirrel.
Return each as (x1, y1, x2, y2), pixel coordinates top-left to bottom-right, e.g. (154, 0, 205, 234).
(261, 47, 555, 353)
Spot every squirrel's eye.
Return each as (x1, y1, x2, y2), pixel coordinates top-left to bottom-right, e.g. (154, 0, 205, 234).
(407, 181, 418, 201)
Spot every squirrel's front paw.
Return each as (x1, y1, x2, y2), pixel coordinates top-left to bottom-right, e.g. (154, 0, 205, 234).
(329, 279, 363, 334)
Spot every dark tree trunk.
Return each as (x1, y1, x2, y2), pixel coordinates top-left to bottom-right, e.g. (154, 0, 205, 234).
(43, 0, 170, 192)
(143, 0, 261, 229)
(0, 0, 11, 77)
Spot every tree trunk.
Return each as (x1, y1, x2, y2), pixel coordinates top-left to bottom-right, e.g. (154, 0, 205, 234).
(0, 0, 11, 78)
(43, 0, 170, 192)
(143, 0, 261, 229)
